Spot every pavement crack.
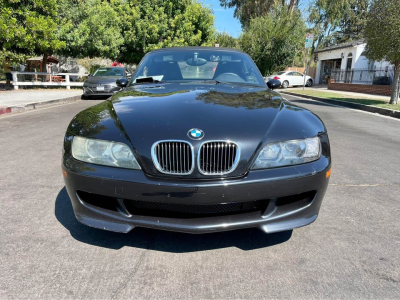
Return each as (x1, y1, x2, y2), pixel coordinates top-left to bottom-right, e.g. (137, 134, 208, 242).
(110, 231, 156, 299)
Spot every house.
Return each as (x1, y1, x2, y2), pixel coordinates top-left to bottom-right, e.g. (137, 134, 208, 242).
(314, 39, 393, 85)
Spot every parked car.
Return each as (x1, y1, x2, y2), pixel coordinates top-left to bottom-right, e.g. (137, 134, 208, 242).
(265, 71, 314, 88)
(82, 67, 131, 98)
(63, 47, 331, 234)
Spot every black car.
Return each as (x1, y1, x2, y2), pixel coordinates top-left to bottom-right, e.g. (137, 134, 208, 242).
(82, 67, 131, 98)
(63, 47, 331, 234)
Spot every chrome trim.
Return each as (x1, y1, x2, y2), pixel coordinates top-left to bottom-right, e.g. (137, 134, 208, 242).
(151, 140, 195, 175)
(197, 140, 240, 175)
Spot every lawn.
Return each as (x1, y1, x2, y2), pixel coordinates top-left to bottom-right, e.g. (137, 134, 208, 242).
(285, 90, 400, 111)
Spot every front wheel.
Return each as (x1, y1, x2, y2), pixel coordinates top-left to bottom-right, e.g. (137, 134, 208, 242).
(306, 79, 313, 87)
(281, 80, 289, 89)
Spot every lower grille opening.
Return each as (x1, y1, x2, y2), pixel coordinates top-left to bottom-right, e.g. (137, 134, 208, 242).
(76, 190, 316, 219)
(275, 191, 316, 208)
(123, 199, 269, 219)
(77, 191, 119, 212)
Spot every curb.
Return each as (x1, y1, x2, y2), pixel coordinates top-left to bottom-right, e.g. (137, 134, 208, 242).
(281, 91, 400, 119)
(0, 95, 82, 116)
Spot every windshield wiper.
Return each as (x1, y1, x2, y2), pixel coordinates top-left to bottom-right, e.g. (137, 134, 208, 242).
(182, 80, 224, 85)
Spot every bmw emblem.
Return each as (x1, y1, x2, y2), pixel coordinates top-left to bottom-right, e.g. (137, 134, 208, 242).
(188, 128, 205, 140)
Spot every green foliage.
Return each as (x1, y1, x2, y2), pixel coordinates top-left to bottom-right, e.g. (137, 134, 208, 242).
(0, 0, 65, 54)
(219, 0, 300, 28)
(364, 0, 400, 64)
(57, 0, 124, 59)
(364, 0, 400, 104)
(0, 0, 216, 64)
(215, 32, 238, 49)
(55, 0, 215, 64)
(0, 50, 32, 80)
(239, 6, 306, 75)
(115, 0, 215, 63)
(308, 0, 370, 48)
(0, 50, 31, 65)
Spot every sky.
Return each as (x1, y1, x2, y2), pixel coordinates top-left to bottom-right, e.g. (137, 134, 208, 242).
(200, 0, 312, 38)
(200, 0, 242, 38)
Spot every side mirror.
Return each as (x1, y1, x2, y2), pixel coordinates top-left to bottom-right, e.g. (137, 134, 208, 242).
(267, 79, 281, 90)
(116, 78, 129, 88)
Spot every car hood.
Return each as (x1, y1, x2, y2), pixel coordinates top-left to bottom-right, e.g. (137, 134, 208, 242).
(68, 83, 326, 178)
(85, 76, 121, 85)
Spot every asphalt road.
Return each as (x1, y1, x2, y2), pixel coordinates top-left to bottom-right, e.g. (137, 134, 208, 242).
(1, 94, 399, 299)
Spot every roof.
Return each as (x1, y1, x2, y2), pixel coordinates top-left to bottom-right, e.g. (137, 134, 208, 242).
(26, 56, 59, 63)
(314, 39, 366, 54)
(149, 46, 245, 54)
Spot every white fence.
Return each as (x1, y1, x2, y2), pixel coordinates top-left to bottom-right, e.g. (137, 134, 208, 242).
(10, 71, 88, 90)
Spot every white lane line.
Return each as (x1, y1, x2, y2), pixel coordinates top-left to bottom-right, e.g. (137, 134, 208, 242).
(281, 93, 400, 122)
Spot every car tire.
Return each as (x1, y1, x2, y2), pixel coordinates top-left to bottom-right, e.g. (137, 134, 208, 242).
(306, 79, 313, 87)
(81, 94, 90, 100)
(281, 81, 289, 89)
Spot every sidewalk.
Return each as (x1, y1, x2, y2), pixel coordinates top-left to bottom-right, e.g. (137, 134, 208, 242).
(0, 89, 82, 115)
(286, 85, 391, 101)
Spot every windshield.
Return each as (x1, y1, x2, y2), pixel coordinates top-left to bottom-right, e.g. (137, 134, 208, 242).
(93, 67, 124, 77)
(131, 49, 265, 86)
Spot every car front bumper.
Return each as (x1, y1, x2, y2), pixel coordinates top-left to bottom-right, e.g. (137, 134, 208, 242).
(83, 86, 120, 96)
(62, 155, 331, 234)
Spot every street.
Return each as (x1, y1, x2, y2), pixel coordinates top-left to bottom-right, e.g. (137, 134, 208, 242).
(1, 94, 399, 299)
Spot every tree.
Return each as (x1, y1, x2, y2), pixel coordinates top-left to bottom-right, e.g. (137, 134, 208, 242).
(220, 0, 300, 28)
(308, 0, 370, 49)
(239, 6, 306, 75)
(364, 0, 400, 104)
(57, 0, 124, 59)
(215, 32, 238, 49)
(0, 0, 65, 69)
(115, 0, 215, 63)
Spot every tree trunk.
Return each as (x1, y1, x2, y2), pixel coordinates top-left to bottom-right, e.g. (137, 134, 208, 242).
(42, 53, 48, 82)
(288, 0, 296, 13)
(390, 61, 399, 105)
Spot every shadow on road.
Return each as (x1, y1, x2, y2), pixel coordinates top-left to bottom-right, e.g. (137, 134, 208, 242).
(55, 187, 292, 252)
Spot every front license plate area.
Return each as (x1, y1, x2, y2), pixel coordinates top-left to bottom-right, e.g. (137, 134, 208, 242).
(96, 86, 104, 91)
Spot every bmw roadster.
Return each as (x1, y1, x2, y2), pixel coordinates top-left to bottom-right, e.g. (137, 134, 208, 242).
(62, 47, 331, 234)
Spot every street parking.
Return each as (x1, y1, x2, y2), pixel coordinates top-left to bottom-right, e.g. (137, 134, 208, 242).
(0, 94, 399, 299)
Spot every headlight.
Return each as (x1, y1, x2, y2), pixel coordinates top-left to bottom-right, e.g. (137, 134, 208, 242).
(71, 136, 141, 169)
(251, 136, 321, 169)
